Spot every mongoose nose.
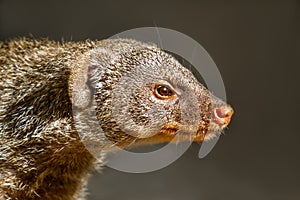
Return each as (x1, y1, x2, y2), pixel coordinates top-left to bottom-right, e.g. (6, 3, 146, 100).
(213, 104, 234, 127)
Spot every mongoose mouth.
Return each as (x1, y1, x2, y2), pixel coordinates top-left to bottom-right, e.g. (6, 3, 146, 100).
(139, 104, 234, 144)
(106, 104, 234, 147)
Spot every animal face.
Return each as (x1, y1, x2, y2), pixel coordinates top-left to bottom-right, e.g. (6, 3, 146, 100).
(71, 39, 233, 148)
(98, 47, 233, 146)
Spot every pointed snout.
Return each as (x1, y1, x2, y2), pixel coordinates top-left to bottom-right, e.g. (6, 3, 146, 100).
(212, 104, 234, 127)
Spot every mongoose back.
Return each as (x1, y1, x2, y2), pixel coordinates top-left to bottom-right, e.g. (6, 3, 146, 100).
(0, 38, 233, 200)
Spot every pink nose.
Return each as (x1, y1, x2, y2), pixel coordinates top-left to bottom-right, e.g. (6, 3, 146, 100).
(213, 104, 234, 127)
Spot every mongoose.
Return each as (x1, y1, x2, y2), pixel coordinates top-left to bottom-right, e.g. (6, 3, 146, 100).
(0, 38, 233, 200)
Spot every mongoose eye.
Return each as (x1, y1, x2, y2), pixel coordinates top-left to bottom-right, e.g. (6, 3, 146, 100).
(154, 84, 175, 99)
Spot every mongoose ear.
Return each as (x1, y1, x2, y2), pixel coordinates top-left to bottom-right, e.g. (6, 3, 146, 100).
(69, 47, 112, 109)
(69, 53, 93, 109)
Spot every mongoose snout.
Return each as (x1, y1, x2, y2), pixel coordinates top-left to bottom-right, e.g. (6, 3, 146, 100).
(213, 105, 234, 128)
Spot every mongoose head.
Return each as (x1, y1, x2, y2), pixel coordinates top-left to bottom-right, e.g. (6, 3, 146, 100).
(70, 39, 233, 149)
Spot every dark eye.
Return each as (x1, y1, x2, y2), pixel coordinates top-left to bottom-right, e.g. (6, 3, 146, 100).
(154, 85, 175, 99)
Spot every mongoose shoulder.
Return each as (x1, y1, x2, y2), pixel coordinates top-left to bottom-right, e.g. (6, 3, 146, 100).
(0, 38, 233, 200)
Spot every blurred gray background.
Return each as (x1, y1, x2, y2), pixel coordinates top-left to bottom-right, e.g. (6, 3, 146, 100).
(0, 0, 299, 199)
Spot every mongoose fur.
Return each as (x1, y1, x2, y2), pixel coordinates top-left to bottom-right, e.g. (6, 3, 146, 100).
(0, 38, 233, 200)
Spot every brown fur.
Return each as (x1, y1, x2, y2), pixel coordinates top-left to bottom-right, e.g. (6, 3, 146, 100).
(0, 38, 231, 199)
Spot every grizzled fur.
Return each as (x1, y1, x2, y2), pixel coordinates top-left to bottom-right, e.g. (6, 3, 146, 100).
(0, 38, 227, 200)
(0, 39, 102, 200)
